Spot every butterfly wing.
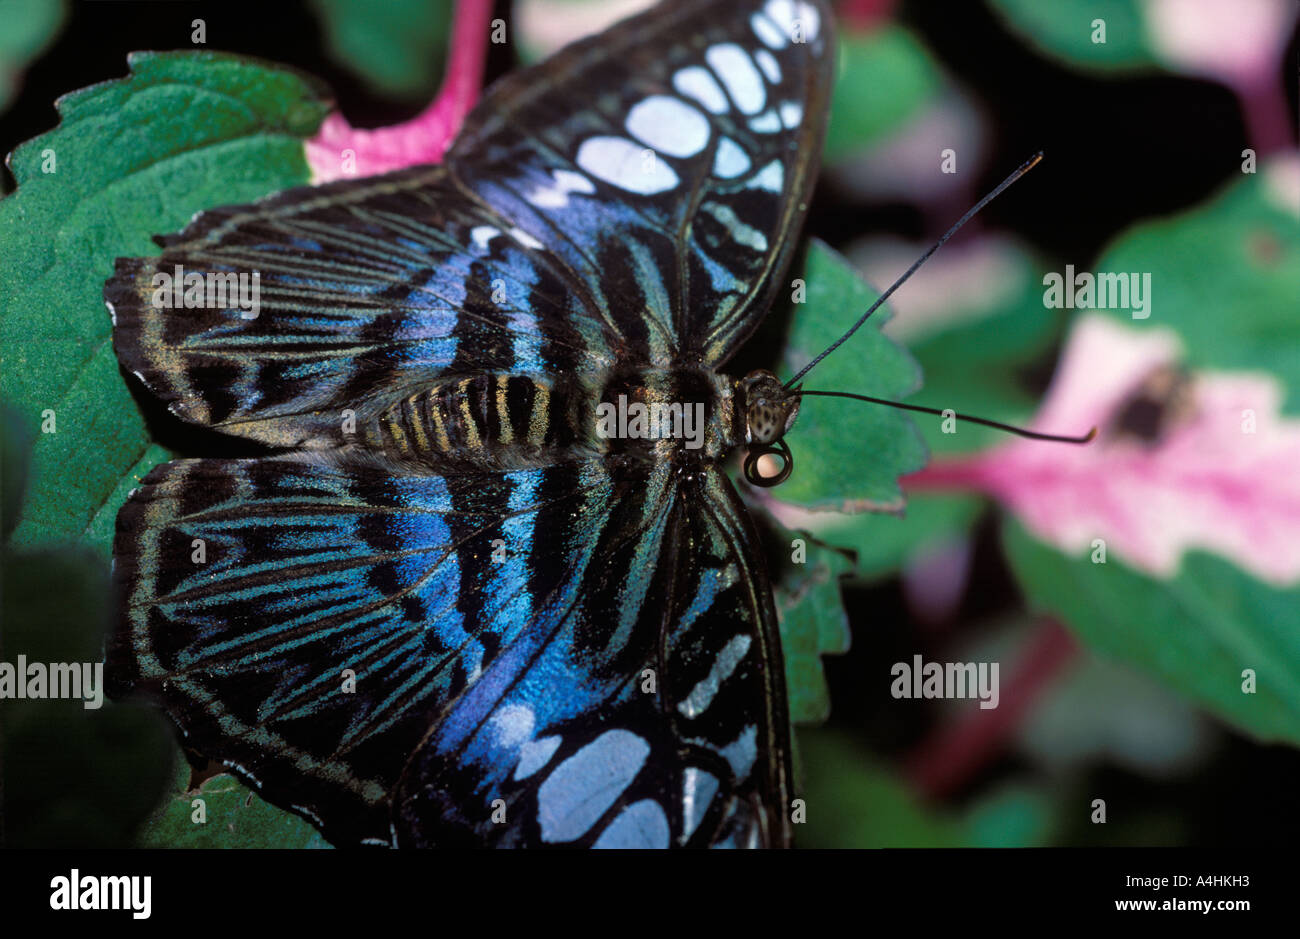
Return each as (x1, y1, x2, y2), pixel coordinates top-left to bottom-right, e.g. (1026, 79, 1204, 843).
(106, 0, 833, 445)
(109, 455, 787, 847)
(392, 464, 789, 847)
(106, 165, 620, 447)
(448, 0, 834, 364)
(111, 454, 621, 845)
(106, 0, 836, 847)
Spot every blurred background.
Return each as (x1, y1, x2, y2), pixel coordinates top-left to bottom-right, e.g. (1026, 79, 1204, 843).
(2, 0, 1298, 847)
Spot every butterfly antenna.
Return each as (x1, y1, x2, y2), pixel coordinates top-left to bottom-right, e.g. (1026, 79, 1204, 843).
(784, 151, 1044, 390)
(795, 389, 1097, 444)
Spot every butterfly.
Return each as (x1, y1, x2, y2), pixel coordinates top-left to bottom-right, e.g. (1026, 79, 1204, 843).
(105, 0, 835, 848)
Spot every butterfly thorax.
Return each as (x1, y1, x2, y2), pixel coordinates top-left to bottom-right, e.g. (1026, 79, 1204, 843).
(362, 367, 744, 468)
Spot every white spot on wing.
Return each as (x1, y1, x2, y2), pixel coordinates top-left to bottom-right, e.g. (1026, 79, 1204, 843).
(765, 0, 821, 41)
(673, 66, 729, 114)
(721, 724, 758, 782)
(554, 169, 595, 194)
(712, 137, 751, 178)
(748, 110, 781, 133)
(755, 48, 782, 84)
(682, 767, 720, 841)
(593, 800, 670, 849)
(780, 101, 803, 128)
(490, 704, 534, 747)
(537, 729, 650, 842)
(751, 11, 788, 49)
(514, 734, 562, 781)
(509, 226, 544, 250)
(576, 136, 680, 195)
(721, 206, 767, 251)
(706, 43, 766, 115)
(752, 159, 784, 193)
(678, 634, 752, 718)
(470, 225, 499, 250)
(525, 169, 596, 208)
(625, 95, 710, 158)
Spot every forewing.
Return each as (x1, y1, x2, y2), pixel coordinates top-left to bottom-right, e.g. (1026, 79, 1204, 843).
(106, 0, 833, 441)
(448, 0, 835, 365)
(106, 167, 616, 447)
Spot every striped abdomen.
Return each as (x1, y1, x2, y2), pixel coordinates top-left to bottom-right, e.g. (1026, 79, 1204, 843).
(363, 374, 591, 463)
(363, 369, 739, 466)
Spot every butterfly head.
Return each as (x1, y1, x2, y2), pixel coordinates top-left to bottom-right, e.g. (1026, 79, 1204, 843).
(739, 370, 801, 445)
(738, 370, 800, 487)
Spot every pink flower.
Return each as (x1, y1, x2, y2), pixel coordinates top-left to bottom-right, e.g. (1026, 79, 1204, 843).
(909, 314, 1300, 585)
(305, 0, 493, 182)
(515, 0, 657, 60)
(1144, 0, 1296, 89)
(1144, 0, 1298, 154)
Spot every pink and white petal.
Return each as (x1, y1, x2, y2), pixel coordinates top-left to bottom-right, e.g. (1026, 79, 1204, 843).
(1026, 314, 1182, 434)
(516, 0, 657, 60)
(915, 314, 1300, 585)
(1264, 152, 1300, 218)
(306, 0, 493, 182)
(1143, 0, 1297, 87)
(852, 234, 1029, 343)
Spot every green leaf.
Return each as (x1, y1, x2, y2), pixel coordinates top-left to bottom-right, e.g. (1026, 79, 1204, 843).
(811, 493, 983, 580)
(765, 244, 1055, 712)
(0, 51, 332, 550)
(795, 729, 966, 847)
(1020, 652, 1209, 775)
(3, 344, 166, 550)
(796, 730, 1063, 847)
(1003, 519, 1300, 747)
(0, 55, 335, 845)
(1, 403, 32, 540)
(962, 782, 1058, 847)
(0, 0, 67, 115)
(772, 533, 852, 725)
(791, 241, 1064, 577)
(903, 250, 1066, 456)
(776, 240, 927, 511)
(988, 0, 1159, 73)
(84, 443, 172, 554)
(1095, 167, 1300, 411)
(1, 546, 173, 846)
(308, 0, 451, 99)
(824, 24, 942, 161)
(136, 762, 330, 849)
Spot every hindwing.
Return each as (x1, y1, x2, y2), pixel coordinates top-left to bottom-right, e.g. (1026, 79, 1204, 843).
(110, 455, 788, 846)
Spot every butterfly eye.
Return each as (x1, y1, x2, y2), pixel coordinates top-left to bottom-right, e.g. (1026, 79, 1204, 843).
(751, 403, 778, 442)
(745, 395, 800, 446)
